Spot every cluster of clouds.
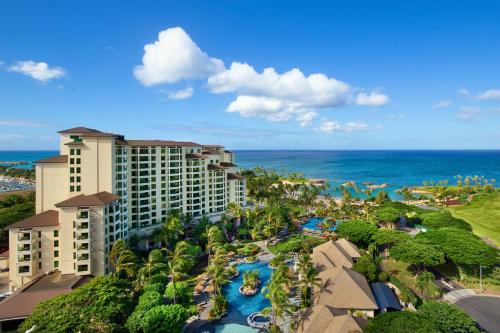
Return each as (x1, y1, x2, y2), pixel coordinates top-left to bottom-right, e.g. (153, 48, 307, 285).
(4, 60, 66, 82)
(432, 88, 500, 121)
(134, 27, 389, 130)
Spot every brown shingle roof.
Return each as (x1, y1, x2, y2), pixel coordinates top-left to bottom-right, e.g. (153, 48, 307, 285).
(315, 267, 378, 310)
(35, 155, 68, 164)
(335, 239, 361, 259)
(0, 272, 89, 321)
(127, 140, 201, 147)
(312, 240, 355, 272)
(55, 191, 119, 207)
(58, 127, 117, 137)
(297, 305, 366, 333)
(7, 210, 59, 229)
(208, 164, 227, 171)
(185, 153, 207, 159)
(220, 162, 236, 167)
(227, 173, 245, 180)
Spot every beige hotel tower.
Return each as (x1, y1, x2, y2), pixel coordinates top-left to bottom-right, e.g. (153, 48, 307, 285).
(7, 127, 246, 289)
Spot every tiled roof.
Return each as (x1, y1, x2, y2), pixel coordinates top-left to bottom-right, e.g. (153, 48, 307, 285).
(126, 140, 201, 147)
(35, 155, 68, 164)
(7, 210, 59, 229)
(227, 173, 245, 180)
(58, 127, 117, 137)
(208, 164, 227, 171)
(0, 272, 89, 321)
(55, 191, 119, 207)
(220, 162, 236, 167)
(185, 153, 207, 159)
(312, 240, 354, 272)
(297, 305, 366, 333)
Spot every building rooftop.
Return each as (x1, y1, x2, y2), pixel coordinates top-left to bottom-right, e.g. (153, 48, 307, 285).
(0, 272, 89, 321)
(185, 153, 208, 159)
(297, 305, 366, 333)
(207, 164, 227, 171)
(7, 210, 59, 229)
(227, 173, 245, 180)
(370, 282, 402, 311)
(58, 127, 118, 137)
(55, 191, 119, 208)
(35, 155, 68, 164)
(126, 139, 201, 147)
(312, 239, 355, 272)
(220, 162, 236, 167)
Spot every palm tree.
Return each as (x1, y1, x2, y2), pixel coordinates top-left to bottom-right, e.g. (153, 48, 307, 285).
(296, 252, 320, 307)
(167, 241, 192, 303)
(207, 261, 230, 295)
(262, 264, 294, 330)
(137, 249, 168, 286)
(206, 225, 224, 262)
(228, 202, 243, 227)
(108, 239, 137, 278)
(160, 213, 184, 249)
(416, 271, 434, 299)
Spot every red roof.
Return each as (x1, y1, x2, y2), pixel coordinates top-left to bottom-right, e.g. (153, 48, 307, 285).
(7, 210, 59, 229)
(55, 192, 119, 207)
(35, 155, 68, 164)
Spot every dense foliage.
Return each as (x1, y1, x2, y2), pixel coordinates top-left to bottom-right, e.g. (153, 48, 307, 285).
(20, 276, 134, 333)
(141, 304, 189, 333)
(418, 301, 479, 333)
(365, 311, 442, 333)
(0, 192, 35, 244)
(0, 166, 35, 179)
(419, 211, 472, 231)
(390, 239, 445, 268)
(335, 219, 377, 246)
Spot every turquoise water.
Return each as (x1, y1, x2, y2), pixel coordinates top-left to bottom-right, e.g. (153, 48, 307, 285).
(1, 150, 500, 198)
(302, 217, 337, 231)
(235, 150, 500, 198)
(224, 261, 272, 317)
(215, 324, 258, 333)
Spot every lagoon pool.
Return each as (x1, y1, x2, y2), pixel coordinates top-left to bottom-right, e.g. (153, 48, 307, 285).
(302, 217, 337, 232)
(224, 261, 272, 316)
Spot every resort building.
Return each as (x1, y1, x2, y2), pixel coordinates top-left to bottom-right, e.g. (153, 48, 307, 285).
(6, 127, 246, 290)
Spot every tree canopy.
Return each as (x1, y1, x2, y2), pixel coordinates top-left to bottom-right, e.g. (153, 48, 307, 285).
(417, 228, 498, 267)
(372, 229, 411, 247)
(365, 311, 442, 333)
(335, 220, 378, 245)
(390, 239, 445, 268)
(141, 304, 189, 333)
(20, 275, 134, 333)
(418, 301, 479, 333)
(419, 211, 472, 231)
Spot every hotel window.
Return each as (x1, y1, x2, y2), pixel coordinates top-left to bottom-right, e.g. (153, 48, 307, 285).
(70, 167, 75, 174)
(70, 158, 75, 164)
(54, 240, 59, 247)
(76, 185, 81, 192)
(54, 250, 59, 257)
(54, 230, 59, 237)
(70, 176, 75, 182)
(70, 186, 75, 192)
(70, 149, 75, 155)
(54, 261, 59, 268)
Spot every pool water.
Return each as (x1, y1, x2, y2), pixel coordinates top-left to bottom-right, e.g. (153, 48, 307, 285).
(224, 261, 272, 316)
(302, 217, 337, 231)
(215, 323, 258, 333)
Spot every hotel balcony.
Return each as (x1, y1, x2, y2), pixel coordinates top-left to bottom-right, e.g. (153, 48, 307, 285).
(76, 263, 91, 275)
(16, 263, 34, 276)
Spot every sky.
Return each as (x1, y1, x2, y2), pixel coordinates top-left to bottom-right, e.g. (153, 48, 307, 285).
(1, 0, 500, 150)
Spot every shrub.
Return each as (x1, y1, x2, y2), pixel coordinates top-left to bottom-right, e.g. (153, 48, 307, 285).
(141, 304, 189, 333)
(418, 301, 479, 333)
(165, 281, 192, 306)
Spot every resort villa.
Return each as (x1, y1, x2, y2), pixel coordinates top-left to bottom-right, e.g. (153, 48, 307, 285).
(0, 127, 246, 326)
(297, 238, 397, 333)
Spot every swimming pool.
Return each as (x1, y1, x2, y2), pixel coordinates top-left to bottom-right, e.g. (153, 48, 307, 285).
(223, 261, 272, 316)
(301, 217, 337, 231)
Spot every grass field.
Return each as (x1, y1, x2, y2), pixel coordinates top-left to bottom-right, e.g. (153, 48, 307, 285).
(0, 189, 34, 200)
(382, 258, 441, 299)
(447, 192, 500, 246)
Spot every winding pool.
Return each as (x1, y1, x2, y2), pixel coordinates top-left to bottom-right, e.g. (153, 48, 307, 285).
(302, 217, 337, 231)
(224, 261, 272, 316)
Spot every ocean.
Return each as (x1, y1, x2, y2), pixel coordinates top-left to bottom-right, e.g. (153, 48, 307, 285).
(1, 150, 499, 197)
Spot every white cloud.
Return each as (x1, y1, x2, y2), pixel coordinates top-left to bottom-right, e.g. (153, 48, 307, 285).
(476, 89, 500, 100)
(0, 119, 46, 127)
(355, 92, 390, 106)
(317, 120, 341, 133)
(457, 107, 480, 121)
(432, 100, 452, 108)
(315, 120, 376, 133)
(167, 86, 194, 100)
(8, 61, 66, 82)
(385, 114, 406, 120)
(134, 27, 391, 127)
(458, 88, 471, 97)
(134, 27, 224, 86)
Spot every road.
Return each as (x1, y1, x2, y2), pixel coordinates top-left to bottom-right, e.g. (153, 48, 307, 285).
(455, 296, 500, 333)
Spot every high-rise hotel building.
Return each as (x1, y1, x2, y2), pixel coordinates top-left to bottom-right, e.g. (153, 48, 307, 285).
(7, 127, 246, 289)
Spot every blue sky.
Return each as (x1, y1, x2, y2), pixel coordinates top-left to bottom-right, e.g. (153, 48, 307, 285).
(1, 0, 500, 150)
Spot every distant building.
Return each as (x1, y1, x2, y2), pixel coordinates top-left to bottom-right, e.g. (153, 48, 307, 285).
(7, 127, 246, 289)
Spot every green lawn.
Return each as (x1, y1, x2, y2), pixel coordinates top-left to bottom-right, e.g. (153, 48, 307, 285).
(447, 192, 500, 246)
(382, 258, 441, 299)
